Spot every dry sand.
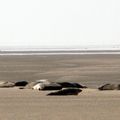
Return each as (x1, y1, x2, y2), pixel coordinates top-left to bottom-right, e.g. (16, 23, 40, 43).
(0, 88, 120, 120)
(0, 54, 120, 120)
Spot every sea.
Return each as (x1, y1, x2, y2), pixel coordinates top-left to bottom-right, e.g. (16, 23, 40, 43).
(0, 45, 120, 55)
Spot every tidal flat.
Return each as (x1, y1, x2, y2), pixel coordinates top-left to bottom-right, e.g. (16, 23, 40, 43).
(0, 54, 120, 120)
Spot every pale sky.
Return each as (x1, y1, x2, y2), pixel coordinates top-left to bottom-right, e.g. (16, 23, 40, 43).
(0, 0, 120, 47)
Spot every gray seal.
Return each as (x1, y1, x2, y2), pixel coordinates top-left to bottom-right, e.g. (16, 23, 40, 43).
(47, 88, 82, 96)
(98, 83, 117, 90)
(0, 81, 15, 88)
(15, 80, 28, 87)
(33, 82, 62, 90)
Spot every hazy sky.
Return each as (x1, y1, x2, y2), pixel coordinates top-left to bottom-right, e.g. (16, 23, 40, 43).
(0, 0, 120, 47)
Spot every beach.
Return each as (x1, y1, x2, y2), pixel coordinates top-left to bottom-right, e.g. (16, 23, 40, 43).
(0, 54, 120, 120)
(0, 54, 120, 87)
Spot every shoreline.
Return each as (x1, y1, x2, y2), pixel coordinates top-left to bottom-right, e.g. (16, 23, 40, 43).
(1, 50, 120, 55)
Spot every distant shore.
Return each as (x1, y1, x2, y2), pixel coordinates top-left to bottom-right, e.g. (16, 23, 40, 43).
(0, 50, 120, 55)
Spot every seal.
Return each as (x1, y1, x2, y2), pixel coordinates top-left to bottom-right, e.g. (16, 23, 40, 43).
(32, 83, 44, 90)
(47, 88, 82, 96)
(0, 81, 15, 88)
(98, 83, 117, 90)
(33, 82, 62, 90)
(15, 80, 28, 86)
(24, 79, 50, 89)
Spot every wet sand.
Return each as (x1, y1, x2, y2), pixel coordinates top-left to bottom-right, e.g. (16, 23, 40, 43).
(0, 54, 120, 87)
(0, 54, 120, 120)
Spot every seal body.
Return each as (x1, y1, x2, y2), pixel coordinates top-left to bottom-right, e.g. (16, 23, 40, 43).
(15, 80, 28, 86)
(47, 88, 82, 96)
(98, 84, 117, 90)
(0, 81, 15, 88)
(32, 83, 44, 90)
(33, 82, 62, 90)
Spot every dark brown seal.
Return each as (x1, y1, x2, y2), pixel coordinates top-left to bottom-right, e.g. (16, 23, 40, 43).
(47, 88, 82, 96)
